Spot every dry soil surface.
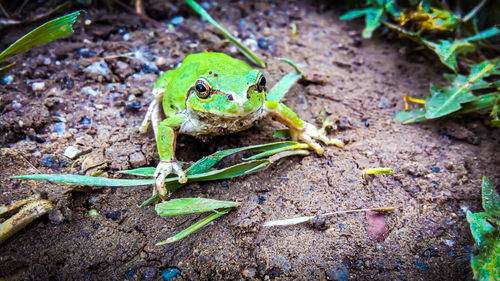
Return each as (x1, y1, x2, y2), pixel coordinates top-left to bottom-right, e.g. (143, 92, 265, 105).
(1, 1, 499, 280)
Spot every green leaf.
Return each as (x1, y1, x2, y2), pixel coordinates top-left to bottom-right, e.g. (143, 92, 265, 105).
(383, 22, 500, 72)
(11, 174, 154, 186)
(340, 0, 399, 39)
(363, 8, 385, 39)
(156, 207, 233, 245)
(184, 0, 265, 68)
(155, 198, 238, 216)
(394, 107, 427, 123)
(423, 27, 500, 72)
(0, 11, 80, 63)
(340, 8, 373, 20)
(466, 211, 499, 280)
(119, 167, 155, 177)
(482, 176, 500, 218)
(466, 177, 500, 280)
(425, 60, 500, 119)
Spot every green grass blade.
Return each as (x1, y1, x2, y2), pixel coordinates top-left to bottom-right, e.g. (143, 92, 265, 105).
(0, 11, 80, 63)
(244, 143, 308, 160)
(155, 198, 238, 216)
(12, 174, 154, 186)
(185, 141, 299, 176)
(156, 207, 233, 245)
(272, 129, 291, 138)
(184, 0, 265, 68)
(183, 160, 270, 182)
(119, 167, 155, 177)
(340, 8, 371, 20)
(267, 58, 305, 102)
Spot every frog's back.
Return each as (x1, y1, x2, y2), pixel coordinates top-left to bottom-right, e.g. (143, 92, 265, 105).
(161, 52, 253, 116)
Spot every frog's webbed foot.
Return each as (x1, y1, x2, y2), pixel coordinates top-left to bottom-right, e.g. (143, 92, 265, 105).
(290, 122, 343, 155)
(153, 160, 187, 199)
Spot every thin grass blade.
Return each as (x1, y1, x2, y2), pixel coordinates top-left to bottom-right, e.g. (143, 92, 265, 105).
(184, 0, 265, 68)
(267, 59, 305, 102)
(119, 167, 155, 177)
(185, 141, 299, 176)
(156, 207, 233, 245)
(155, 198, 239, 216)
(12, 174, 154, 186)
(244, 143, 308, 160)
(0, 11, 80, 63)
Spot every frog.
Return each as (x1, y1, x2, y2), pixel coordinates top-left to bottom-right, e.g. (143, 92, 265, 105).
(140, 52, 342, 199)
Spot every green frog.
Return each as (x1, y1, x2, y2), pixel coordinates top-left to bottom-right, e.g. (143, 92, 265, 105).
(140, 52, 342, 199)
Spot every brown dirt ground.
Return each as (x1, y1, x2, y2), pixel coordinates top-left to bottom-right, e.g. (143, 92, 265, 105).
(1, 1, 499, 280)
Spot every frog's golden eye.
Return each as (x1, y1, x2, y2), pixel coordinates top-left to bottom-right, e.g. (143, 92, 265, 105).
(195, 79, 211, 99)
(257, 75, 266, 92)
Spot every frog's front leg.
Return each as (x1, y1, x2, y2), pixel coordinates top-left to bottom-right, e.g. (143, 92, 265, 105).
(155, 114, 187, 199)
(264, 101, 343, 154)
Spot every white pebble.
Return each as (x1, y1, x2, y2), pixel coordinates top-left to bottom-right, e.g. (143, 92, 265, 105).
(64, 146, 82, 159)
(31, 82, 46, 91)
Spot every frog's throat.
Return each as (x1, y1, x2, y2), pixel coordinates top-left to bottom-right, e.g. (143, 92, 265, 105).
(179, 106, 265, 136)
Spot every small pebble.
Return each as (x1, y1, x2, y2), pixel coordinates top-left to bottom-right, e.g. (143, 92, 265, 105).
(43, 156, 57, 167)
(129, 152, 146, 168)
(170, 16, 184, 25)
(364, 120, 370, 127)
(430, 166, 440, 172)
(443, 239, 455, 247)
(2, 75, 13, 85)
(43, 57, 51, 65)
(64, 146, 82, 159)
(125, 100, 142, 109)
(378, 97, 391, 108)
(53, 122, 65, 135)
(106, 210, 121, 221)
(82, 86, 98, 96)
(89, 209, 99, 217)
(49, 209, 64, 224)
(122, 33, 130, 40)
(80, 117, 91, 125)
(31, 81, 46, 91)
(84, 60, 110, 77)
(161, 268, 180, 281)
(12, 100, 22, 110)
(201, 1, 210, 9)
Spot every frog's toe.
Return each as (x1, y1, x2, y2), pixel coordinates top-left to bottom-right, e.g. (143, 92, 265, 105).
(170, 162, 187, 183)
(154, 161, 173, 199)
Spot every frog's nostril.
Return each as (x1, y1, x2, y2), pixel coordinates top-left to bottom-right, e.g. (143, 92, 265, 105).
(227, 94, 233, 101)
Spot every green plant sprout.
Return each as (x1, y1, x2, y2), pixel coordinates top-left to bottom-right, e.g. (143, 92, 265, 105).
(466, 176, 499, 281)
(184, 0, 265, 68)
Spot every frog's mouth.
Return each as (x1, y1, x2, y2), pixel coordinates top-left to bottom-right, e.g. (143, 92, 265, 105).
(180, 106, 265, 136)
(188, 104, 264, 120)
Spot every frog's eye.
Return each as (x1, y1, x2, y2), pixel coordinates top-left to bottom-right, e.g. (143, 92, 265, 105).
(257, 75, 266, 92)
(195, 79, 211, 99)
